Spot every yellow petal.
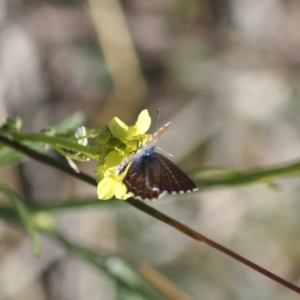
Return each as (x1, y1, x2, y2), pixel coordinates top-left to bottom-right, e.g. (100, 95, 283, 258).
(135, 109, 151, 134)
(97, 177, 116, 200)
(108, 117, 128, 139)
(105, 151, 123, 169)
(115, 181, 132, 200)
(126, 110, 151, 139)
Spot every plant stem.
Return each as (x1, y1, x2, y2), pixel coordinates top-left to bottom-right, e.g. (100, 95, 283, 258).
(1, 134, 300, 294)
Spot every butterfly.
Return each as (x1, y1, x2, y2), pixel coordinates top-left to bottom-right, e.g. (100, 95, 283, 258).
(116, 122, 198, 200)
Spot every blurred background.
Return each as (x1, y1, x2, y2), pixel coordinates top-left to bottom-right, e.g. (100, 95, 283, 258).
(1, 0, 300, 299)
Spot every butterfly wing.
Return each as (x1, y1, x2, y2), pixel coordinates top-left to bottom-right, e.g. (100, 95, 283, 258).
(123, 151, 198, 200)
(154, 152, 198, 194)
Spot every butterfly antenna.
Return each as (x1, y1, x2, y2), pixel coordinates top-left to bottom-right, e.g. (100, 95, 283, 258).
(156, 108, 160, 131)
(156, 146, 174, 158)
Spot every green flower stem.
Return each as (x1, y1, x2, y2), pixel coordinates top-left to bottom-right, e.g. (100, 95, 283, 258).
(28, 199, 120, 212)
(1, 134, 300, 294)
(196, 160, 300, 189)
(0, 199, 121, 220)
(0, 135, 95, 184)
(10, 132, 98, 159)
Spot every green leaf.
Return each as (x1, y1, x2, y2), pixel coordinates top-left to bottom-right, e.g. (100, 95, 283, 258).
(0, 145, 26, 166)
(0, 185, 41, 256)
(52, 112, 86, 132)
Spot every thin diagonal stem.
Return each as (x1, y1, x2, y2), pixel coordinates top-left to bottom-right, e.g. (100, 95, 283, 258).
(0, 135, 300, 294)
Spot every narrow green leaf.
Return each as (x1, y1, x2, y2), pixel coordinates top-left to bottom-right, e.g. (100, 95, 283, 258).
(45, 230, 167, 300)
(0, 145, 26, 166)
(53, 112, 85, 132)
(0, 185, 41, 256)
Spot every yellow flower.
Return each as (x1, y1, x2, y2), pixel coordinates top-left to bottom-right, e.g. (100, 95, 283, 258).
(96, 109, 151, 200)
(97, 173, 129, 200)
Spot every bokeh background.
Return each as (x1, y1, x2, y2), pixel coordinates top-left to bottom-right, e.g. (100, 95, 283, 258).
(1, 0, 300, 299)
